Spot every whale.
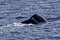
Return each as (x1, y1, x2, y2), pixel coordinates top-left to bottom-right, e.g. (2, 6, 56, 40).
(21, 14, 47, 24)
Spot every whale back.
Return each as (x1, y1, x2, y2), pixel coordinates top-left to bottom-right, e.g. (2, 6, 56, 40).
(22, 14, 46, 24)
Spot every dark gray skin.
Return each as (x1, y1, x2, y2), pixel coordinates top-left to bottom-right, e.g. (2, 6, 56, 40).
(21, 14, 46, 24)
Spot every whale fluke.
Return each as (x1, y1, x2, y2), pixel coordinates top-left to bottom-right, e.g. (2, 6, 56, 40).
(21, 14, 47, 24)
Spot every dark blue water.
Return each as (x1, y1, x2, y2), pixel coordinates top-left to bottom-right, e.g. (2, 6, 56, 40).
(0, 0, 60, 40)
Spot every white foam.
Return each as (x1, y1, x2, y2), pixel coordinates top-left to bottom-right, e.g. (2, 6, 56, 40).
(13, 22, 32, 26)
(0, 22, 33, 28)
(13, 22, 26, 26)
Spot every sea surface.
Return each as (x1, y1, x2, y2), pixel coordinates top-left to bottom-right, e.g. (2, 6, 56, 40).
(0, 0, 60, 40)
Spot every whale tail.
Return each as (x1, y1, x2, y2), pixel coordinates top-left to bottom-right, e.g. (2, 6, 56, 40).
(21, 14, 47, 24)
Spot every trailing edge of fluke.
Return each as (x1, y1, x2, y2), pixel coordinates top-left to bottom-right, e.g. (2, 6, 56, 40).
(21, 14, 47, 24)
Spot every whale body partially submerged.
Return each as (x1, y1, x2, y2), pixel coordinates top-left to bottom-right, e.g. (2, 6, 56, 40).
(21, 14, 47, 24)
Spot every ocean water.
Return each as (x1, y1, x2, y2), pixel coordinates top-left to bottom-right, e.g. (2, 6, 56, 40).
(0, 0, 60, 40)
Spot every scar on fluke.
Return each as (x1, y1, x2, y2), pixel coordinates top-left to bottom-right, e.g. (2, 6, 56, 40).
(21, 14, 47, 24)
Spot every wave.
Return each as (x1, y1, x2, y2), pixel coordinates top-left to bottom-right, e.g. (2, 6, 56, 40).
(47, 17, 60, 22)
